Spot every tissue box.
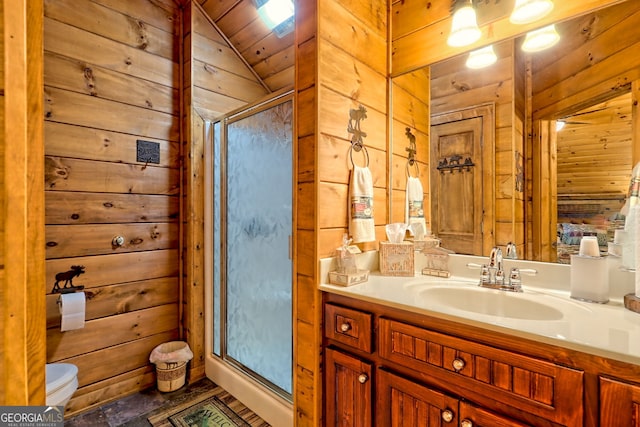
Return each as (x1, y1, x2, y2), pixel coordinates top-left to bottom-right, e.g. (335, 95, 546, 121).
(379, 241, 414, 276)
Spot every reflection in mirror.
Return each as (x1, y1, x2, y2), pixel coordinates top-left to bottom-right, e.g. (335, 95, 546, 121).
(555, 92, 631, 263)
(390, 0, 639, 262)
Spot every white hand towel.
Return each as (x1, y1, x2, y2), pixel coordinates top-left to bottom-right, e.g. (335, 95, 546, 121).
(405, 176, 426, 235)
(349, 166, 375, 243)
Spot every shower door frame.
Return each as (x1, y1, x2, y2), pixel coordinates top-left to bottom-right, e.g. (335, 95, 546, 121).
(203, 90, 295, 427)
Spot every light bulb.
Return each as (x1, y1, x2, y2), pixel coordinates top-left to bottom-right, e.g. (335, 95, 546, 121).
(510, 0, 554, 25)
(522, 24, 560, 52)
(466, 45, 497, 69)
(447, 3, 481, 47)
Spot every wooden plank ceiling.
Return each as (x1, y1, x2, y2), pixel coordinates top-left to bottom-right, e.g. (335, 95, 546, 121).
(197, 0, 295, 93)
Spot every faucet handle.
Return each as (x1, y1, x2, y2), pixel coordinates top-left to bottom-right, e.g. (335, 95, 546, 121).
(480, 264, 490, 284)
(505, 242, 517, 259)
(509, 267, 523, 291)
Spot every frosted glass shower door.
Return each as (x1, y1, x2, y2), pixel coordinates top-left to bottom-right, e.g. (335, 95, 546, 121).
(225, 100, 293, 396)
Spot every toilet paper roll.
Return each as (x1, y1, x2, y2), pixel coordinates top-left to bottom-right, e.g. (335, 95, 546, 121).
(59, 292, 86, 332)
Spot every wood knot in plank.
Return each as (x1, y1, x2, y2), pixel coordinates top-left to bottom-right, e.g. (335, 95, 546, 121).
(203, 64, 217, 75)
(136, 20, 149, 50)
(83, 66, 97, 96)
(451, 79, 470, 92)
(45, 157, 70, 188)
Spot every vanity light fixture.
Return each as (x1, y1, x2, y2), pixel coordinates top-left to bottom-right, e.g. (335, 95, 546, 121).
(521, 24, 560, 52)
(510, 0, 554, 25)
(447, 0, 481, 47)
(466, 45, 497, 69)
(255, 0, 294, 38)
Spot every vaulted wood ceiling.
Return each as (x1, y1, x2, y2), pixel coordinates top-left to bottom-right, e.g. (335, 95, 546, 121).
(197, 0, 295, 92)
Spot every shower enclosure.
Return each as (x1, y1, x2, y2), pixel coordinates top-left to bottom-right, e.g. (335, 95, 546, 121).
(205, 92, 294, 425)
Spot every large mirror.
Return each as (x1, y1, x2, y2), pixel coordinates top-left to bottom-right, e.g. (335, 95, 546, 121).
(391, 0, 639, 263)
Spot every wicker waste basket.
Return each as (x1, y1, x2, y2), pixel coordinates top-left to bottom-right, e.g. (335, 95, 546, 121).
(149, 341, 193, 392)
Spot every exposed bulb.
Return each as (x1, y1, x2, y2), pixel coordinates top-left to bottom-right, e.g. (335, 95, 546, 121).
(447, 3, 481, 47)
(466, 45, 497, 69)
(521, 24, 560, 52)
(510, 0, 554, 25)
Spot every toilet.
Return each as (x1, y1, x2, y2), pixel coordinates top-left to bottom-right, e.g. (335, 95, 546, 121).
(46, 363, 78, 407)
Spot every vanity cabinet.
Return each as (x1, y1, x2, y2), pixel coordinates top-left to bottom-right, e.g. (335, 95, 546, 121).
(325, 348, 373, 427)
(378, 368, 532, 426)
(324, 296, 585, 426)
(600, 376, 640, 426)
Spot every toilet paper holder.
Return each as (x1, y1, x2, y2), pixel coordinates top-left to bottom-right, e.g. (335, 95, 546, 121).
(51, 265, 86, 294)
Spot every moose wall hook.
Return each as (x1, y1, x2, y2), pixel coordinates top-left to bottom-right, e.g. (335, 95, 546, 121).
(51, 265, 86, 294)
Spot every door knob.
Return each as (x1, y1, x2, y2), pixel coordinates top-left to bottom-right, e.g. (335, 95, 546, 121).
(441, 409, 454, 423)
(452, 358, 465, 371)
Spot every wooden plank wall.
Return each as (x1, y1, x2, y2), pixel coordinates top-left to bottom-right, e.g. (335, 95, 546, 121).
(295, 0, 388, 425)
(531, 2, 640, 120)
(189, 2, 269, 121)
(196, 0, 294, 93)
(390, 71, 431, 224)
(294, 0, 319, 424)
(43, 0, 182, 416)
(556, 94, 631, 224)
(181, 0, 269, 385)
(2, 0, 46, 406)
(316, 0, 389, 255)
(528, 1, 640, 234)
(0, 0, 6, 406)
(430, 40, 525, 252)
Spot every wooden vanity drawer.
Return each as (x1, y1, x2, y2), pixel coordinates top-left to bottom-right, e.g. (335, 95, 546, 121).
(379, 318, 583, 426)
(324, 304, 372, 353)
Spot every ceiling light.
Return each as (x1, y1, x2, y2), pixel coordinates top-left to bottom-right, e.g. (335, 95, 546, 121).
(556, 120, 565, 131)
(466, 45, 497, 69)
(510, 0, 554, 25)
(256, 0, 294, 35)
(521, 24, 560, 52)
(447, 0, 481, 47)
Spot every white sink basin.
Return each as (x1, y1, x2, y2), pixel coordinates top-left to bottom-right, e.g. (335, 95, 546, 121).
(415, 285, 572, 321)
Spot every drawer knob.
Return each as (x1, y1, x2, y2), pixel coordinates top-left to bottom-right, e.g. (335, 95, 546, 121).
(340, 322, 351, 333)
(461, 419, 473, 427)
(452, 358, 465, 371)
(358, 374, 368, 384)
(441, 409, 454, 423)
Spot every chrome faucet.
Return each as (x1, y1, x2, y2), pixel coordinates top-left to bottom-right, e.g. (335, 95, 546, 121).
(488, 247, 504, 285)
(478, 246, 523, 292)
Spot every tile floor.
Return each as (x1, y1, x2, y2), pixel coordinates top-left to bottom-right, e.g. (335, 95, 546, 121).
(65, 377, 269, 427)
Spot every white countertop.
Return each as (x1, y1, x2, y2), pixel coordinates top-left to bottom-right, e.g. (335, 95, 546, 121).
(320, 253, 640, 367)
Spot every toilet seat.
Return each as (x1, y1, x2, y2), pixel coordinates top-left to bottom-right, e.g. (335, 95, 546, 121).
(46, 363, 78, 406)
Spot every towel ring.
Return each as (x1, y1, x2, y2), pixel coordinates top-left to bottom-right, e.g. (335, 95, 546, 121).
(349, 143, 369, 168)
(406, 160, 419, 178)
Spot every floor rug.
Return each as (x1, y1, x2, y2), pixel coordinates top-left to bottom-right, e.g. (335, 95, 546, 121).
(168, 395, 251, 427)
